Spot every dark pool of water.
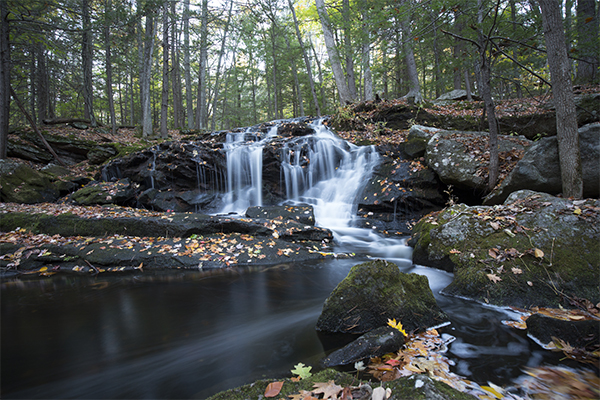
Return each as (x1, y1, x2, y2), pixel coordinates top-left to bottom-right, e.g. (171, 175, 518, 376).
(1, 257, 564, 399)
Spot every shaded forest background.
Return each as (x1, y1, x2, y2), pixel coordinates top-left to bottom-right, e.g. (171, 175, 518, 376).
(0, 0, 598, 139)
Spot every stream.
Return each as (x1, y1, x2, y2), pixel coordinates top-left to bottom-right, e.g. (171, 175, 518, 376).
(1, 119, 566, 399)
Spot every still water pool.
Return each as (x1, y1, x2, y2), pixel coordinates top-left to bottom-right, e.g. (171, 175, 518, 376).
(1, 250, 565, 399)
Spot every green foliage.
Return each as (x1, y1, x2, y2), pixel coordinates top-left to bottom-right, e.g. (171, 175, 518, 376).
(290, 363, 313, 379)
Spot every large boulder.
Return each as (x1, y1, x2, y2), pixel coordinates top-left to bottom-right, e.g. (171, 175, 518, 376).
(70, 179, 138, 206)
(425, 130, 531, 195)
(434, 89, 482, 104)
(404, 125, 441, 159)
(316, 260, 448, 334)
(409, 190, 600, 308)
(484, 122, 600, 205)
(0, 160, 59, 203)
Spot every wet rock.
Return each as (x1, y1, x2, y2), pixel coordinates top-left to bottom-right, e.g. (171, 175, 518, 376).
(425, 130, 530, 195)
(526, 313, 599, 350)
(0, 160, 59, 203)
(484, 122, 600, 205)
(316, 259, 448, 334)
(245, 205, 315, 225)
(358, 155, 445, 234)
(322, 326, 405, 367)
(409, 190, 600, 308)
(70, 179, 138, 206)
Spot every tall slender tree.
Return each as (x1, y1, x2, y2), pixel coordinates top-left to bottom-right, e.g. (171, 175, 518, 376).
(539, 0, 583, 198)
(160, 2, 169, 138)
(104, 0, 117, 134)
(141, 4, 156, 137)
(183, 0, 193, 129)
(82, 0, 97, 126)
(0, 0, 10, 159)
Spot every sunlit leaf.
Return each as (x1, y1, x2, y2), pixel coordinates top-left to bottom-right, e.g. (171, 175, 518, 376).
(291, 363, 312, 379)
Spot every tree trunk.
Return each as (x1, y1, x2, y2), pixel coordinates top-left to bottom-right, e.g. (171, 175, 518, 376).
(342, 0, 358, 99)
(183, 0, 194, 129)
(197, 0, 208, 130)
(309, 36, 326, 113)
(82, 0, 97, 127)
(160, 4, 169, 139)
(171, 2, 183, 129)
(105, 0, 117, 135)
(270, 22, 280, 119)
(539, 0, 583, 198)
(284, 34, 304, 116)
(315, 0, 355, 104)
(211, 0, 233, 130)
(288, 0, 320, 116)
(576, 0, 598, 84)
(398, 2, 422, 103)
(36, 43, 49, 124)
(0, 0, 9, 159)
(141, 9, 155, 137)
(361, 7, 374, 101)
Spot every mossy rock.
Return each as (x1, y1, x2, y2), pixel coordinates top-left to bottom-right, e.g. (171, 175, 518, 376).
(0, 160, 59, 203)
(207, 369, 476, 400)
(316, 260, 448, 334)
(71, 179, 136, 206)
(409, 190, 600, 308)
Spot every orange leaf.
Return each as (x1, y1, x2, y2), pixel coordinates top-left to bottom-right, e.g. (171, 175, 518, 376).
(264, 381, 283, 397)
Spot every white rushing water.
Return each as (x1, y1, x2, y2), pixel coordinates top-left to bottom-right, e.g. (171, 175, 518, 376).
(218, 119, 412, 263)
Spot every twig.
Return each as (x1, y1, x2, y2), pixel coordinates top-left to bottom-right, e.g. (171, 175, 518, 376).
(84, 259, 100, 274)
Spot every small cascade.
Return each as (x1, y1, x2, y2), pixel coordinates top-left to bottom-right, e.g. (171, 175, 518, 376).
(220, 126, 278, 213)
(282, 120, 381, 229)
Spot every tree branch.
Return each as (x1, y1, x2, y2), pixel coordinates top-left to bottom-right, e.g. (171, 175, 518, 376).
(490, 39, 552, 86)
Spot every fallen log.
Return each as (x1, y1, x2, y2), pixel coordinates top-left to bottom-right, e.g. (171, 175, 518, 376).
(42, 117, 92, 125)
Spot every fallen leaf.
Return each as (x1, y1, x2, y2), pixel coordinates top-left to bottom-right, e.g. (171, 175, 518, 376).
(533, 248, 544, 258)
(264, 381, 284, 398)
(487, 273, 502, 283)
(511, 267, 522, 274)
(489, 221, 500, 230)
(449, 249, 461, 254)
(312, 380, 343, 399)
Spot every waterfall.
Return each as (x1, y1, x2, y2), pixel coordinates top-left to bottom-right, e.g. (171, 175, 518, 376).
(282, 120, 380, 229)
(220, 126, 278, 213)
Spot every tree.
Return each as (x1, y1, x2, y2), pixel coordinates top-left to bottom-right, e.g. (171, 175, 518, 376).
(196, 0, 209, 130)
(104, 0, 117, 135)
(288, 0, 320, 115)
(160, 2, 169, 138)
(140, 3, 156, 137)
(82, 0, 97, 127)
(315, 0, 355, 104)
(397, 0, 422, 103)
(183, 0, 193, 129)
(575, 0, 598, 84)
(0, 0, 9, 159)
(539, 0, 583, 199)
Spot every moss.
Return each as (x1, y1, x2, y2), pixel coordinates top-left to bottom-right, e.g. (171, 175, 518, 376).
(207, 370, 476, 400)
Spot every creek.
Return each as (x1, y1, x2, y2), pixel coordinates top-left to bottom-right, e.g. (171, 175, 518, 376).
(1, 120, 564, 399)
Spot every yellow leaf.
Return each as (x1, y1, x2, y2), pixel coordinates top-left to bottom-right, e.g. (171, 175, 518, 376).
(481, 385, 503, 398)
(534, 248, 544, 258)
(39, 266, 48, 272)
(387, 318, 407, 336)
(573, 208, 582, 215)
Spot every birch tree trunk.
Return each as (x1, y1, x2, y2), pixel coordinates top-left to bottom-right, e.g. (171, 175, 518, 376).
(539, 0, 583, 198)
(141, 9, 155, 137)
(171, 2, 183, 129)
(104, 0, 116, 135)
(288, 0, 320, 116)
(183, 0, 193, 129)
(284, 34, 304, 116)
(82, 0, 97, 126)
(315, 0, 355, 104)
(160, 4, 169, 138)
(361, 12, 373, 101)
(342, 0, 358, 99)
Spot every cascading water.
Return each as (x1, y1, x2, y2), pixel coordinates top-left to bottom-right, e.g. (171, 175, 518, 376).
(220, 126, 278, 213)
(281, 120, 380, 229)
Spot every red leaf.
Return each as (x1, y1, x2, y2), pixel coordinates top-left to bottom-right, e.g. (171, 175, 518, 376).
(264, 381, 283, 398)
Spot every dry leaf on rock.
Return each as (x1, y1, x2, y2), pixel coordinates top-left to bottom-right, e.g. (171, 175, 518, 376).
(312, 380, 343, 399)
(487, 273, 502, 283)
(264, 381, 284, 398)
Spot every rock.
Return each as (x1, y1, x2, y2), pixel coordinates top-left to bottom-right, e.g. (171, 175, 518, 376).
(322, 326, 405, 367)
(316, 260, 448, 334)
(484, 122, 600, 205)
(409, 190, 600, 308)
(206, 369, 476, 400)
(20, 131, 95, 164)
(434, 89, 481, 104)
(245, 205, 315, 225)
(357, 155, 445, 234)
(404, 125, 441, 159)
(87, 144, 118, 165)
(7, 139, 54, 163)
(0, 160, 59, 203)
(526, 313, 599, 350)
(425, 130, 531, 195)
(70, 179, 138, 206)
